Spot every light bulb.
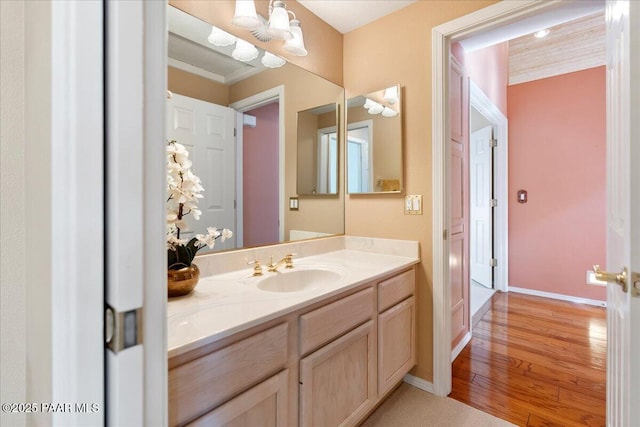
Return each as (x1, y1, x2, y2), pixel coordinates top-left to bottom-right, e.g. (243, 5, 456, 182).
(283, 19, 307, 56)
(267, 1, 293, 40)
(232, 0, 261, 30)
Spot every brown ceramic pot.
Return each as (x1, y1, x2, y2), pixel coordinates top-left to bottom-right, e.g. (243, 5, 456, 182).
(168, 264, 200, 297)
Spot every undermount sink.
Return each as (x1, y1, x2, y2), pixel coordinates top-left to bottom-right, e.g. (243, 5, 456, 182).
(257, 268, 341, 293)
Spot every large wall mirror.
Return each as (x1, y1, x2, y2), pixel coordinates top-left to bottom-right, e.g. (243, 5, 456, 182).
(297, 103, 339, 196)
(166, 5, 345, 252)
(346, 85, 403, 194)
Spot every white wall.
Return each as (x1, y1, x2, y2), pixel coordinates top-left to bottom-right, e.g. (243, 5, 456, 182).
(0, 2, 26, 426)
(25, 1, 54, 425)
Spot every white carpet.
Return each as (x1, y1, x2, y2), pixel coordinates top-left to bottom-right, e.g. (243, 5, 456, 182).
(361, 383, 516, 427)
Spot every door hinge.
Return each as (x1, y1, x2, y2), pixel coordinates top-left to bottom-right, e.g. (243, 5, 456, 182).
(490, 199, 498, 207)
(234, 127, 237, 137)
(105, 305, 143, 353)
(490, 138, 498, 148)
(490, 258, 498, 267)
(443, 229, 448, 240)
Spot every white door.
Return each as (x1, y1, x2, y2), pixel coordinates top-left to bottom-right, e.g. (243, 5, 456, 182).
(105, 1, 166, 425)
(604, 0, 640, 424)
(166, 94, 237, 251)
(470, 125, 493, 288)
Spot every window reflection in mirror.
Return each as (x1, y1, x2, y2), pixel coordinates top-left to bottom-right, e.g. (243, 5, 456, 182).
(297, 103, 339, 195)
(346, 85, 403, 194)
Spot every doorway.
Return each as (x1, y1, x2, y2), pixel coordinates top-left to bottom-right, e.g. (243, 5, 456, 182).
(468, 81, 507, 323)
(431, 0, 607, 397)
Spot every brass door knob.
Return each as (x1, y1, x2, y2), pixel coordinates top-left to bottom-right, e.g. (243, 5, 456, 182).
(594, 265, 627, 292)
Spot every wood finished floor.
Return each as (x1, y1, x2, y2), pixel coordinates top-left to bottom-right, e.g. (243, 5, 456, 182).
(450, 292, 606, 427)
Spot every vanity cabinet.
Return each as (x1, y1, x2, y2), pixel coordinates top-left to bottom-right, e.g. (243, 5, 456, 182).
(169, 266, 416, 427)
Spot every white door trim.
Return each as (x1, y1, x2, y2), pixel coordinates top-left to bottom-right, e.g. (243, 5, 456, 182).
(49, 1, 104, 424)
(230, 86, 285, 242)
(432, 0, 568, 397)
(105, 1, 167, 425)
(469, 81, 508, 293)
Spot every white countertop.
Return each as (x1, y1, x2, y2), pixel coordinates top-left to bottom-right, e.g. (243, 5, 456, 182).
(167, 249, 419, 358)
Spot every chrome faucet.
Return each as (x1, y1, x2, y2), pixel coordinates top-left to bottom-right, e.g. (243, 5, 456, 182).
(267, 254, 295, 272)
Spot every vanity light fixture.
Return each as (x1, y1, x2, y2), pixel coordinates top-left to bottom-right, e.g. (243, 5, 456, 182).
(534, 28, 550, 38)
(232, 38, 259, 62)
(232, 0, 261, 30)
(208, 25, 237, 47)
(267, 1, 293, 40)
(207, 25, 286, 68)
(283, 19, 307, 56)
(381, 107, 398, 118)
(261, 51, 287, 68)
(232, 0, 308, 56)
(383, 86, 399, 105)
(363, 97, 397, 117)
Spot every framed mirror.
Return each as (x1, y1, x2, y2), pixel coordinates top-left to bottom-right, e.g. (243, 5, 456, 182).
(297, 103, 339, 196)
(346, 85, 403, 194)
(166, 5, 345, 251)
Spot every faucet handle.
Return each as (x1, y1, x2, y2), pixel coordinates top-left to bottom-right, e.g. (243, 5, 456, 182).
(247, 259, 263, 276)
(284, 253, 295, 269)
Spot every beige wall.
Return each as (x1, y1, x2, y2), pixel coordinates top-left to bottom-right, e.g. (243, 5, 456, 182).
(169, 0, 343, 86)
(0, 1, 26, 426)
(343, 0, 498, 382)
(168, 66, 229, 105)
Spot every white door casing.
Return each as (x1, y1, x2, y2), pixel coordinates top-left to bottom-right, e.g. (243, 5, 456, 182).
(166, 94, 237, 252)
(105, 1, 166, 425)
(230, 86, 285, 243)
(470, 125, 493, 288)
(604, 1, 639, 424)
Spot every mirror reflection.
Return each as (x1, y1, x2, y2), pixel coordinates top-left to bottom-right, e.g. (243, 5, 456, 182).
(166, 5, 345, 251)
(297, 103, 339, 196)
(346, 85, 403, 194)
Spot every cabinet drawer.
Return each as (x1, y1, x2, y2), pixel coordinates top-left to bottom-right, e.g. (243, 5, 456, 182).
(187, 370, 289, 427)
(169, 323, 288, 426)
(299, 287, 374, 355)
(378, 269, 415, 312)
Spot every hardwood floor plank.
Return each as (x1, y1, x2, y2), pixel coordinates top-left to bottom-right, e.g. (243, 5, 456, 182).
(451, 292, 606, 426)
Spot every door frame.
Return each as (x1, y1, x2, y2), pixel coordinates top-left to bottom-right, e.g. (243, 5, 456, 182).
(469, 80, 508, 293)
(431, 0, 575, 397)
(230, 86, 285, 243)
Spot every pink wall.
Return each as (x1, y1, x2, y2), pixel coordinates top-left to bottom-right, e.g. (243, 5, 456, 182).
(508, 66, 606, 301)
(243, 102, 279, 247)
(465, 42, 509, 115)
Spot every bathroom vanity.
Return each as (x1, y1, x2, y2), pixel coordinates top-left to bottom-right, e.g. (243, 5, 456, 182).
(167, 237, 419, 426)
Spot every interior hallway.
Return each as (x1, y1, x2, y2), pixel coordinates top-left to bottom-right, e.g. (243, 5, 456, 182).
(451, 292, 606, 426)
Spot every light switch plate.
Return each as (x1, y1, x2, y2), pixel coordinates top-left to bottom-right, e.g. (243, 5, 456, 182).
(404, 195, 423, 215)
(289, 197, 299, 211)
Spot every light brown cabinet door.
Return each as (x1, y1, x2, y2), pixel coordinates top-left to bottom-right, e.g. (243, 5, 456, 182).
(187, 370, 288, 427)
(299, 320, 376, 427)
(378, 296, 416, 396)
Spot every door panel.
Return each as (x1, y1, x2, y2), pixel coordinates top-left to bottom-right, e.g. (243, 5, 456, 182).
(167, 94, 236, 251)
(470, 125, 493, 288)
(604, 1, 639, 424)
(449, 54, 470, 351)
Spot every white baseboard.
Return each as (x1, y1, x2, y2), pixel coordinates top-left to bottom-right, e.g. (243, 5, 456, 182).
(451, 331, 472, 362)
(508, 286, 606, 307)
(403, 374, 434, 393)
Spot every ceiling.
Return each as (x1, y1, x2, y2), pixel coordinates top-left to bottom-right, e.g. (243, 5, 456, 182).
(297, 0, 417, 34)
